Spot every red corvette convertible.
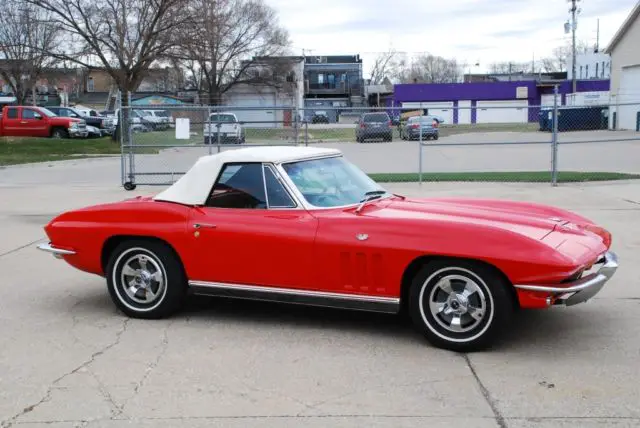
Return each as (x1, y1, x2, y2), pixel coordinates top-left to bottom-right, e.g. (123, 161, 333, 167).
(38, 146, 618, 351)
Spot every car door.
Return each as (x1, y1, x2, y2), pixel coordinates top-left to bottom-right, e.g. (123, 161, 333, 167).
(1, 107, 22, 136)
(20, 108, 48, 136)
(186, 162, 319, 289)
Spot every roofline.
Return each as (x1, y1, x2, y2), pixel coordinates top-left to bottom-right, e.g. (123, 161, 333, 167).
(604, 1, 640, 53)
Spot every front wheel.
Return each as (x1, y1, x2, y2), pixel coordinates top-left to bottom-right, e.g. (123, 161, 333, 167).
(106, 240, 188, 319)
(408, 258, 514, 352)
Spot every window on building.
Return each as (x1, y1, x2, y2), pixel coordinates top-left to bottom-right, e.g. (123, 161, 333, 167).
(87, 77, 94, 92)
(580, 66, 583, 79)
(585, 65, 589, 78)
(595, 63, 599, 79)
(317, 73, 324, 84)
(602, 61, 606, 77)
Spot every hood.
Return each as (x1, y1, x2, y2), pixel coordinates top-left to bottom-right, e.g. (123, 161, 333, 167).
(364, 196, 593, 241)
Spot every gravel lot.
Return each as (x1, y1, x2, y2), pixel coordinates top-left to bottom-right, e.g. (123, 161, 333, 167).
(1, 154, 639, 427)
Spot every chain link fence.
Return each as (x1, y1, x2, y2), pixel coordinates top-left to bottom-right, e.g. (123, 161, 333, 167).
(115, 90, 640, 190)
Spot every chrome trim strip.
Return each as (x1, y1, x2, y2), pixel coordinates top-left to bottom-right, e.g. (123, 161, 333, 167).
(188, 280, 400, 313)
(37, 242, 76, 257)
(189, 280, 399, 304)
(514, 251, 618, 305)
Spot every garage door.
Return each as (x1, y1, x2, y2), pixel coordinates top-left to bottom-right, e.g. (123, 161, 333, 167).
(227, 94, 277, 128)
(402, 102, 454, 124)
(476, 100, 528, 124)
(617, 65, 640, 130)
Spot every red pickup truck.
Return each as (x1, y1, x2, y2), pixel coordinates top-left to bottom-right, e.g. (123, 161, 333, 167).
(0, 105, 88, 139)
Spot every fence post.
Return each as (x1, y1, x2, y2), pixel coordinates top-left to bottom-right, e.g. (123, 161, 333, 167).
(206, 105, 212, 155)
(216, 117, 221, 153)
(419, 105, 424, 185)
(294, 106, 299, 144)
(551, 85, 559, 187)
(118, 90, 124, 186)
(126, 91, 135, 187)
(304, 119, 309, 146)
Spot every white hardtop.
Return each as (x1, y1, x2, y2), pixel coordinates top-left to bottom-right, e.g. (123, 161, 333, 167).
(153, 146, 342, 205)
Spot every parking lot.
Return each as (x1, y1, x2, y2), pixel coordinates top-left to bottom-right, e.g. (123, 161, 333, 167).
(1, 146, 639, 427)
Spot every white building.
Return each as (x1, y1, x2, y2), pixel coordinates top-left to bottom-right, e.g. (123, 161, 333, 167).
(605, 1, 640, 130)
(222, 56, 306, 128)
(568, 52, 611, 80)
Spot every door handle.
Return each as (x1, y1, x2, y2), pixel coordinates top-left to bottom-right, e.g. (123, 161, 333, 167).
(193, 223, 216, 229)
(20, 121, 28, 124)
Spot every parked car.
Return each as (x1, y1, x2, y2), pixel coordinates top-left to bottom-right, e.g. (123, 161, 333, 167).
(203, 112, 245, 144)
(0, 105, 88, 139)
(400, 115, 440, 141)
(37, 146, 618, 352)
(47, 106, 115, 136)
(311, 111, 330, 124)
(142, 109, 174, 129)
(356, 112, 393, 142)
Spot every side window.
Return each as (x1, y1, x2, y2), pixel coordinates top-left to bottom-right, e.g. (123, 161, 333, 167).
(6, 108, 18, 119)
(206, 163, 267, 209)
(264, 165, 296, 208)
(22, 109, 40, 120)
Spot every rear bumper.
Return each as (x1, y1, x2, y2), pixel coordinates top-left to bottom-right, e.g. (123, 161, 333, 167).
(514, 251, 618, 306)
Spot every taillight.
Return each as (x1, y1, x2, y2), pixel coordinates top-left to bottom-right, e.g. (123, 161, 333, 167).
(388, 121, 392, 128)
(360, 123, 365, 128)
(432, 121, 439, 128)
(411, 124, 419, 129)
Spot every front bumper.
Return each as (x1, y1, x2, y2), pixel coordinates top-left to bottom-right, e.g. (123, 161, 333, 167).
(69, 128, 88, 138)
(514, 251, 618, 306)
(37, 242, 76, 259)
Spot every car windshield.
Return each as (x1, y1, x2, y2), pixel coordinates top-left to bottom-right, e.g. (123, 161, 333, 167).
(281, 156, 388, 208)
(154, 110, 170, 117)
(39, 108, 57, 117)
(210, 114, 236, 122)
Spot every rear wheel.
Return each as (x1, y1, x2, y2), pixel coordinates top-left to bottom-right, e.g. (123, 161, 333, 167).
(408, 258, 514, 352)
(106, 240, 188, 319)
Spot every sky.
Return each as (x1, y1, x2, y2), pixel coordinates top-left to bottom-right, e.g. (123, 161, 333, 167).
(264, 0, 638, 77)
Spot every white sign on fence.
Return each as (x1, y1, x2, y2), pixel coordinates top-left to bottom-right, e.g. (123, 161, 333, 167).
(175, 118, 190, 139)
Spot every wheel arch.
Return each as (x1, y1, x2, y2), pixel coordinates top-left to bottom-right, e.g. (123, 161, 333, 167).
(399, 255, 519, 312)
(101, 235, 186, 276)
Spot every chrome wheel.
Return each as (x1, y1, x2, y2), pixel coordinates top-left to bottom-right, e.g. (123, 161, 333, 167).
(120, 253, 165, 304)
(427, 273, 487, 333)
(112, 247, 169, 312)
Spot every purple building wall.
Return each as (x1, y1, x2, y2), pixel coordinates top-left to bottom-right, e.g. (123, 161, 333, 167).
(389, 79, 610, 123)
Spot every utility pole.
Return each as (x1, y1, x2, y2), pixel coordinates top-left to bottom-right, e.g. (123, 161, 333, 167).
(595, 18, 600, 52)
(568, 0, 580, 93)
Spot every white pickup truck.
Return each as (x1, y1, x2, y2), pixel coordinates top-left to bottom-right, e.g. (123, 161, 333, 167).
(203, 112, 245, 144)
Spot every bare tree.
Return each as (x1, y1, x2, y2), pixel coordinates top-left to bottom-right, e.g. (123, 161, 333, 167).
(488, 61, 531, 75)
(24, 0, 191, 138)
(174, 0, 292, 105)
(368, 48, 399, 85)
(550, 40, 591, 72)
(0, 1, 60, 105)
(395, 54, 461, 84)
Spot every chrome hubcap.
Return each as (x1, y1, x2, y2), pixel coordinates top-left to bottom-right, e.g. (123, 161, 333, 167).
(428, 274, 487, 333)
(120, 254, 165, 304)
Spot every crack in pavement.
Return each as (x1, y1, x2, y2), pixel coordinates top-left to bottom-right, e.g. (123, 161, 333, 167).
(127, 320, 174, 400)
(0, 318, 130, 428)
(462, 354, 507, 428)
(0, 237, 46, 259)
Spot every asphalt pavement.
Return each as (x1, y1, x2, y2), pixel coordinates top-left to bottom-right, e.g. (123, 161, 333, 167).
(0, 174, 639, 427)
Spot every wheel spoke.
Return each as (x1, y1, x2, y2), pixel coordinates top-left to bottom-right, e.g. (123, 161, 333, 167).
(138, 256, 149, 272)
(468, 305, 485, 321)
(145, 288, 157, 302)
(430, 300, 446, 315)
(449, 315, 464, 332)
(122, 265, 138, 277)
(435, 277, 454, 294)
(127, 284, 140, 297)
(461, 287, 475, 299)
(150, 271, 163, 283)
